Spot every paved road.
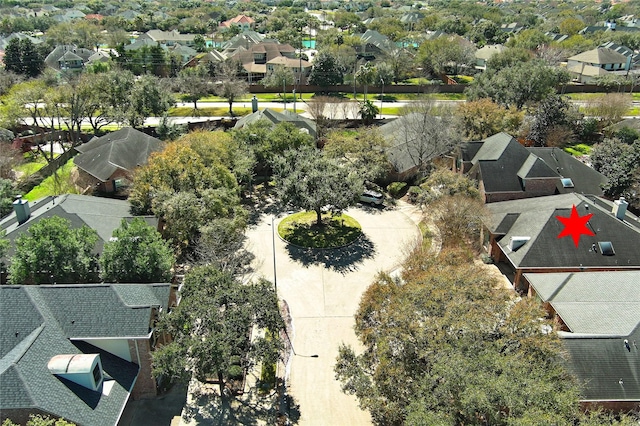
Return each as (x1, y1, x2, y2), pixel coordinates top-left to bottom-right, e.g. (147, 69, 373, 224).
(245, 201, 422, 426)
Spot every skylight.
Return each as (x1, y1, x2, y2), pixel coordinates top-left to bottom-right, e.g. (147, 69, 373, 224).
(598, 241, 615, 256)
(561, 178, 574, 188)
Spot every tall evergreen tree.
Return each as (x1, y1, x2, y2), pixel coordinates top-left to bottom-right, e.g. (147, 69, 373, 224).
(309, 50, 343, 88)
(3, 38, 22, 75)
(4, 38, 43, 78)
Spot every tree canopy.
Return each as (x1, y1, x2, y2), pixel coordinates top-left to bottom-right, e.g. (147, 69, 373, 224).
(335, 246, 584, 425)
(152, 265, 284, 394)
(100, 218, 175, 283)
(129, 131, 246, 253)
(272, 145, 363, 225)
(466, 60, 570, 109)
(9, 216, 98, 285)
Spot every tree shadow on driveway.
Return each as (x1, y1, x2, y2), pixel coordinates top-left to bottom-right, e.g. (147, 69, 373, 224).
(182, 385, 281, 425)
(284, 234, 376, 274)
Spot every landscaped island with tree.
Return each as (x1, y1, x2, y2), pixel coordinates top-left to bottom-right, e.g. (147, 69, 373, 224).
(2, 0, 640, 424)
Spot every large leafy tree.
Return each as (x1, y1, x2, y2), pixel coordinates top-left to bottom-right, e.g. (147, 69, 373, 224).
(455, 98, 523, 140)
(152, 266, 284, 395)
(417, 36, 475, 76)
(528, 94, 581, 147)
(590, 138, 640, 206)
(466, 60, 570, 109)
(9, 216, 98, 285)
(272, 145, 363, 226)
(323, 127, 389, 183)
(100, 218, 174, 283)
(177, 67, 211, 111)
(126, 75, 174, 128)
(232, 120, 314, 173)
(335, 247, 583, 425)
(129, 132, 246, 251)
(308, 50, 343, 88)
(84, 69, 135, 132)
(262, 65, 295, 106)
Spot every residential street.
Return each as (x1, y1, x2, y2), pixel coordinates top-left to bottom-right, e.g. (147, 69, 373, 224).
(244, 201, 422, 425)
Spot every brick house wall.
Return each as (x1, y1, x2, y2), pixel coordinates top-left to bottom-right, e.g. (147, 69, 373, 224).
(483, 178, 558, 203)
(128, 339, 157, 400)
(581, 401, 640, 412)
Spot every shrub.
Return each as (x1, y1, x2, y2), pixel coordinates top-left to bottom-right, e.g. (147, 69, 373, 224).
(387, 181, 408, 198)
(407, 186, 422, 203)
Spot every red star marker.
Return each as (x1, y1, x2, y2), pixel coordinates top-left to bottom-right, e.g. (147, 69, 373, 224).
(556, 204, 594, 247)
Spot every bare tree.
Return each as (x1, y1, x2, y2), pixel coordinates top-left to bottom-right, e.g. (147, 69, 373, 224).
(586, 93, 632, 127)
(214, 60, 249, 116)
(306, 96, 333, 139)
(384, 100, 459, 178)
(0, 143, 22, 180)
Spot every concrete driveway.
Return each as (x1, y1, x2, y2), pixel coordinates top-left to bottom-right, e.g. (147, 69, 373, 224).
(245, 201, 422, 426)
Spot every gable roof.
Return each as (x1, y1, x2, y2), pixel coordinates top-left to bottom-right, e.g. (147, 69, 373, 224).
(231, 42, 296, 74)
(486, 193, 640, 269)
(568, 47, 628, 65)
(380, 113, 454, 175)
(220, 14, 255, 27)
(360, 29, 397, 54)
(0, 283, 169, 425)
(145, 29, 196, 43)
(527, 147, 606, 196)
(74, 127, 164, 182)
(525, 271, 640, 335)
(0, 194, 158, 257)
(234, 108, 316, 138)
(44, 45, 94, 70)
(124, 36, 162, 51)
(221, 30, 267, 51)
(468, 132, 560, 193)
(475, 44, 505, 60)
(528, 271, 640, 403)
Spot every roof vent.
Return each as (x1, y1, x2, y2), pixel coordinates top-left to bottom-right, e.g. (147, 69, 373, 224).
(12, 195, 30, 225)
(598, 241, 615, 256)
(48, 354, 103, 391)
(612, 197, 628, 221)
(509, 236, 530, 251)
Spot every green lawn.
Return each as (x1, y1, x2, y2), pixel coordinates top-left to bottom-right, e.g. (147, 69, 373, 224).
(14, 158, 48, 176)
(278, 211, 362, 249)
(564, 143, 592, 156)
(168, 106, 253, 117)
(24, 159, 80, 201)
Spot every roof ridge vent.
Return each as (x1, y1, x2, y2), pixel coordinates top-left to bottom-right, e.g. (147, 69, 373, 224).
(509, 236, 530, 251)
(48, 353, 103, 391)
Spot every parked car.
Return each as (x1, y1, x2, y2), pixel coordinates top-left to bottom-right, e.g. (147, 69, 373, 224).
(360, 190, 384, 206)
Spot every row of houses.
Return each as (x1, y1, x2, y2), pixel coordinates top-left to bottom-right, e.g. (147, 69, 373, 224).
(448, 131, 640, 410)
(476, 43, 638, 84)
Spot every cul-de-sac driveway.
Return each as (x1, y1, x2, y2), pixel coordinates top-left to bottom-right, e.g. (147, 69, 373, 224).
(245, 201, 423, 426)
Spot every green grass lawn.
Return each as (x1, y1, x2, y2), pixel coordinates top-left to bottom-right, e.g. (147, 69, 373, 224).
(278, 211, 362, 249)
(564, 143, 592, 156)
(168, 106, 253, 117)
(196, 93, 315, 102)
(14, 158, 48, 176)
(24, 159, 79, 201)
